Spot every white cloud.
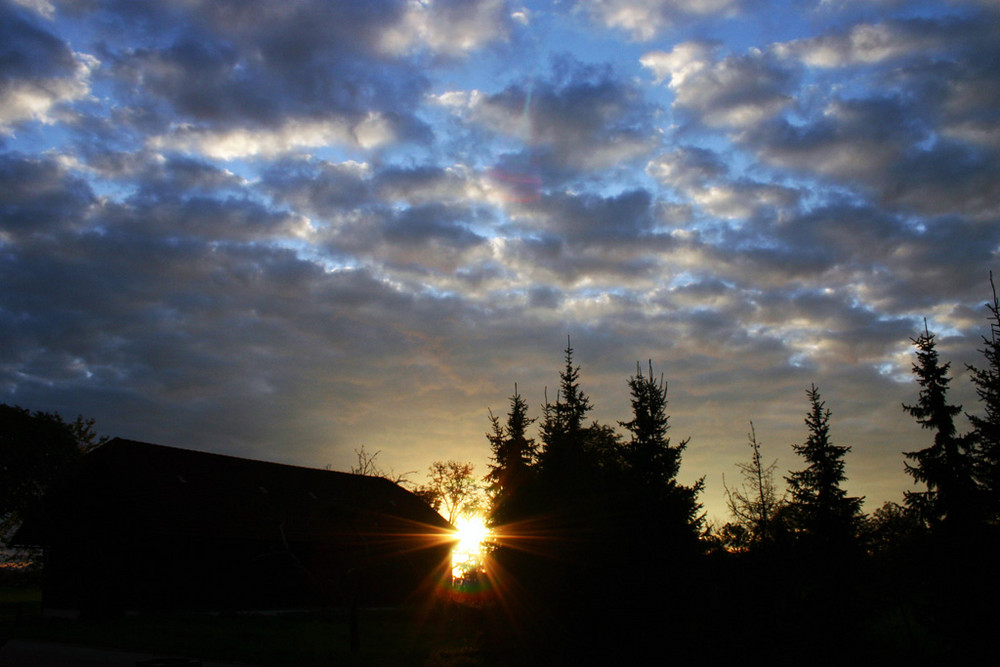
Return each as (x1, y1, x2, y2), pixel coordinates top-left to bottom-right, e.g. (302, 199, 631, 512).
(149, 114, 396, 160)
(11, 0, 55, 19)
(690, 183, 798, 220)
(0, 53, 95, 133)
(428, 90, 484, 111)
(584, 0, 741, 41)
(378, 0, 509, 56)
(773, 21, 940, 67)
(643, 42, 791, 128)
(640, 41, 713, 85)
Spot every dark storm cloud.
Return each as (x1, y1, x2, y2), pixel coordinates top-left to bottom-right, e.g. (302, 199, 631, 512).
(486, 187, 685, 286)
(936, 54, 1000, 151)
(750, 287, 912, 347)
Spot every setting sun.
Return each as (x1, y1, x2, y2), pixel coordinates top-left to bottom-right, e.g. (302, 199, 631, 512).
(451, 514, 490, 579)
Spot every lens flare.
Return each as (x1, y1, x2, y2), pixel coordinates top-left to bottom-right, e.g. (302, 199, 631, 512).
(448, 514, 495, 603)
(487, 167, 542, 203)
(451, 514, 489, 577)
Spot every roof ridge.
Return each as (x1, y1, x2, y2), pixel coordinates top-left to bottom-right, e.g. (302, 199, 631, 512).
(100, 437, 391, 481)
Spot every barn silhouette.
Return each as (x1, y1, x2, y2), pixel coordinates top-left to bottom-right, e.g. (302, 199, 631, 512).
(15, 438, 456, 614)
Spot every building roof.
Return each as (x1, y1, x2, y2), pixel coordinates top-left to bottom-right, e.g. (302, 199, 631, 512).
(17, 437, 455, 548)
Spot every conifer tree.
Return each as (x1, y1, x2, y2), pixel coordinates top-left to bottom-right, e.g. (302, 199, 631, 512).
(619, 361, 704, 539)
(785, 385, 863, 546)
(903, 323, 978, 528)
(538, 337, 592, 480)
(485, 385, 537, 526)
(966, 273, 1000, 521)
(620, 361, 680, 486)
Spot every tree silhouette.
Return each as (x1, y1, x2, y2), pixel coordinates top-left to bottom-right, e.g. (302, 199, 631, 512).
(785, 385, 863, 547)
(724, 421, 785, 546)
(619, 360, 703, 530)
(966, 273, 1000, 521)
(345, 445, 414, 485)
(485, 385, 537, 527)
(903, 323, 978, 528)
(620, 361, 680, 486)
(537, 337, 592, 481)
(863, 500, 923, 555)
(414, 460, 483, 525)
(1, 404, 101, 544)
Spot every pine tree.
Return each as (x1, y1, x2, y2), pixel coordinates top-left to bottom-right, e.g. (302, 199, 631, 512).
(785, 384, 863, 546)
(538, 337, 592, 480)
(619, 361, 704, 540)
(620, 361, 680, 486)
(485, 385, 537, 526)
(903, 323, 978, 528)
(967, 273, 1000, 521)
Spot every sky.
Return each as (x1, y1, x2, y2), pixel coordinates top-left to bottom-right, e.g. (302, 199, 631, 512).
(2, 0, 999, 524)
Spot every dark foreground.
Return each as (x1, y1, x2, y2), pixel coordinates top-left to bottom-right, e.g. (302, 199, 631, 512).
(3, 536, 998, 667)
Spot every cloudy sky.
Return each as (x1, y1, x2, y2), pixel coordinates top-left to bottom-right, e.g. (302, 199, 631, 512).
(3, 0, 999, 523)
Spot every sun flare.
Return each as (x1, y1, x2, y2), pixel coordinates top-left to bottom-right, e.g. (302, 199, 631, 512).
(451, 514, 490, 579)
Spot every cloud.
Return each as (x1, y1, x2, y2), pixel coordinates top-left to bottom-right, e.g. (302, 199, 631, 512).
(581, 0, 742, 41)
(0, 3, 95, 131)
(261, 158, 373, 217)
(454, 57, 660, 171)
(646, 146, 727, 190)
(938, 53, 1000, 151)
(87, 0, 432, 150)
(642, 41, 793, 127)
(525, 188, 656, 242)
(2, 0, 998, 519)
(647, 146, 799, 220)
(772, 19, 945, 67)
(378, 0, 511, 56)
(375, 164, 484, 206)
(740, 97, 923, 181)
(0, 152, 95, 240)
(149, 114, 400, 160)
